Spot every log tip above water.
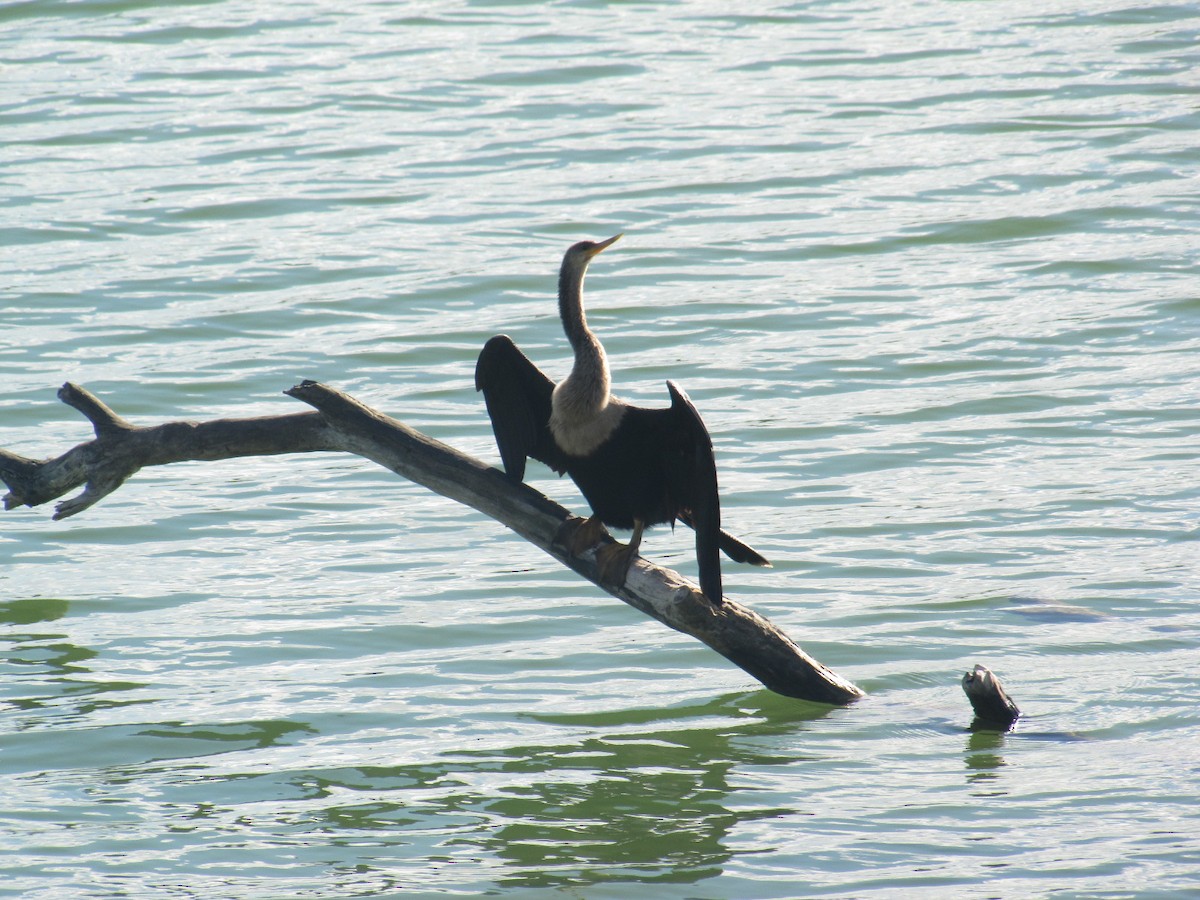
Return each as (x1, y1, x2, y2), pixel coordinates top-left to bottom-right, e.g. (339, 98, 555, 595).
(962, 664, 1021, 731)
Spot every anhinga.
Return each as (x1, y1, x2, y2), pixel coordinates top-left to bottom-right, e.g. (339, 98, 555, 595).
(475, 234, 769, 604)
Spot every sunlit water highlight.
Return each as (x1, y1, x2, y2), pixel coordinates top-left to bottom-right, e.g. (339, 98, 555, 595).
(2, 1, 1199, 897)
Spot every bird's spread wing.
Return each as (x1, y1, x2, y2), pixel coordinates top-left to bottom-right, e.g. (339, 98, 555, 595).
(665, 381, 723, 603)
(475, 335, 568, 480)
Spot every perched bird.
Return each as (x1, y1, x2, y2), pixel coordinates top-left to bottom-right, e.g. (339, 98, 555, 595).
(475, 234, 768, 604)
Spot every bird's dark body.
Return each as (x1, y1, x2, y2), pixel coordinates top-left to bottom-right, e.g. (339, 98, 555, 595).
(558, 406, 691, 532)
(474, 334, 704, 530)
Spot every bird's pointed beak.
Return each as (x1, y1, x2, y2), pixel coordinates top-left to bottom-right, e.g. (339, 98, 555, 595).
(589, 233, 623, 256)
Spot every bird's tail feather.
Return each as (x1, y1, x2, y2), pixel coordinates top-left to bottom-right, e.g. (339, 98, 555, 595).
(717, 529, 771, 567)
(678, 510, 771, 567)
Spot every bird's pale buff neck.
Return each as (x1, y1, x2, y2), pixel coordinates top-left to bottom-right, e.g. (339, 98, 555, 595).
(549, 249, 625, 455)
(554, 251, 610, 419)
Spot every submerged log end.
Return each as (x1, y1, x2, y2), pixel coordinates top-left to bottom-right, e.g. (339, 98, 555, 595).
(704, 598, 865, 705)
(962, 664, 1021, 731)
(548, 518, 865, 706)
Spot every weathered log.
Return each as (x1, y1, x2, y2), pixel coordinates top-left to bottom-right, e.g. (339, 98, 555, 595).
(962, 664, 1021, 731)
(2, 381, 864, 706)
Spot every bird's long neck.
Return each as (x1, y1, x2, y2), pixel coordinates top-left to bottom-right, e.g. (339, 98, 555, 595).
(556, 258, 610, 416)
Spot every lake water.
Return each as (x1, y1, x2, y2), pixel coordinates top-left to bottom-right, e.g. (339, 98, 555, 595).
(3, 1, 1199, 896)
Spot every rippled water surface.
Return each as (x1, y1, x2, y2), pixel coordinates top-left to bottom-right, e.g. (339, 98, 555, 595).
(3, 1, 1199, 897)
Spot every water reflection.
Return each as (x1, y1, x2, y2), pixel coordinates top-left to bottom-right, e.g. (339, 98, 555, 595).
(963, 728, 1008, 792)
(0, 597, 70, 627)
(0, 596, 149, 724)
(127, 692, 835, 890)
(136, 719, 318, 759)
(287, 693, 832, 890)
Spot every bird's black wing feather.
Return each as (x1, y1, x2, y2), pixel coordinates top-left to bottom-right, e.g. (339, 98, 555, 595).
(665, 381, 723, 603)
(475, 335, 568, 480)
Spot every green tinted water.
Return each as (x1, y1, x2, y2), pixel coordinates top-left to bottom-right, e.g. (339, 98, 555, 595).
(3, 1, 1199, 896)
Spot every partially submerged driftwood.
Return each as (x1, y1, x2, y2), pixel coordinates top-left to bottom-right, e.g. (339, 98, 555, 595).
(2, 382, 864, 706)
(962, 664, 1021, 731)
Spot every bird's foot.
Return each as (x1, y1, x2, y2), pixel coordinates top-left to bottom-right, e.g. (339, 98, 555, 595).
(558, 515, 609, 557)
(594, 539, 639, 588)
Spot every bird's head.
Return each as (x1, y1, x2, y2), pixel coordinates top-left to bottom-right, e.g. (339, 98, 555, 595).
(563, 233, 623, 270)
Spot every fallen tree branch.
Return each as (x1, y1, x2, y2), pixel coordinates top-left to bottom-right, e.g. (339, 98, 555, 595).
(3, 381, 864, 706)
